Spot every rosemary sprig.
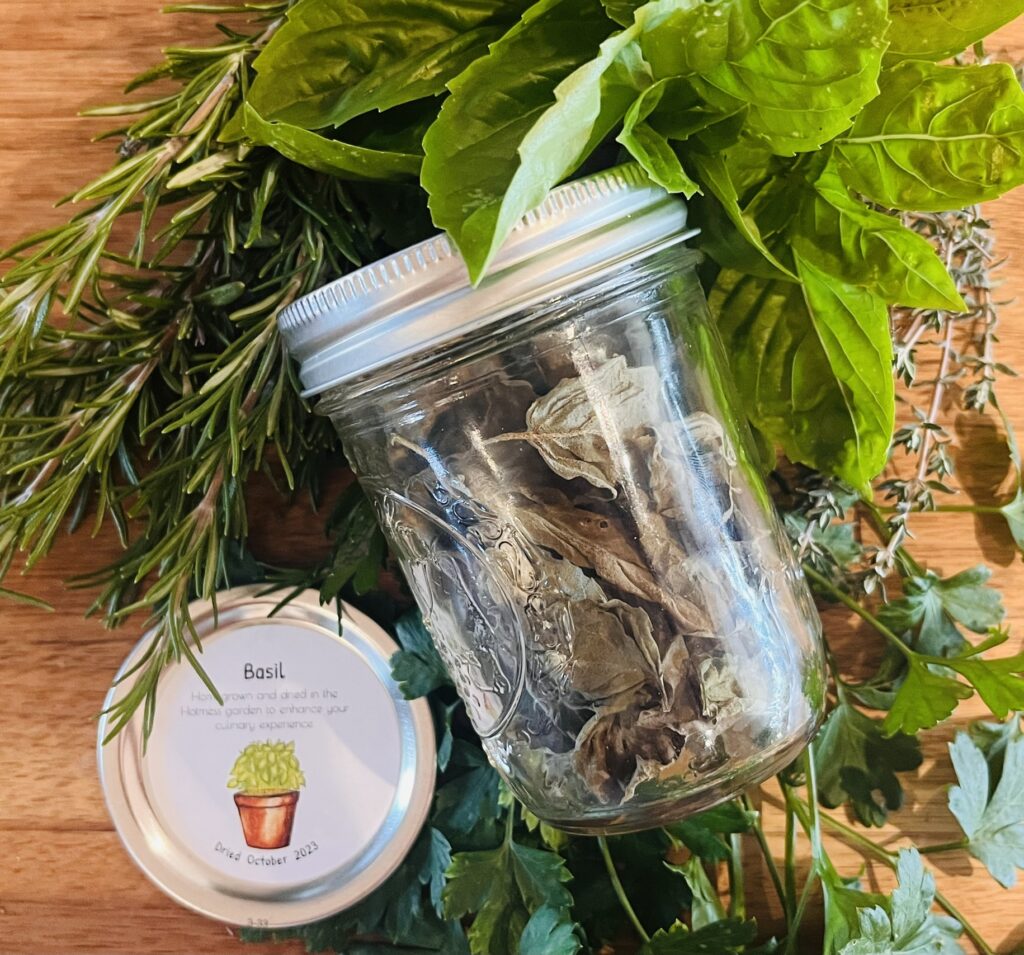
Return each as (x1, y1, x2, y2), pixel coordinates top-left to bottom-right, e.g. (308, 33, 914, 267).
(0, 2, 378, 737)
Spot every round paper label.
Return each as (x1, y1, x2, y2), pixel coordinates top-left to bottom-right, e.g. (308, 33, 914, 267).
(144, 619, 401, 889)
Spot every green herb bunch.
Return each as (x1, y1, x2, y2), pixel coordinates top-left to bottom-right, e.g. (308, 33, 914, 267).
(228, 739, 306, 794)
(3, 1, 1024, 954)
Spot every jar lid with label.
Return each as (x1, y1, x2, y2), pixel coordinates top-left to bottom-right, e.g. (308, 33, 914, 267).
(97, 586, 435, 928)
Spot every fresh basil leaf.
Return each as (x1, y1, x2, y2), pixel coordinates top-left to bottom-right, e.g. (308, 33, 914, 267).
(602, 0, 639, 26)
(792, 163, 966, 312)
(886, 0, 1024, 63)
(712, 254, 893, 493)
(241, 103, 421, 180)
(948, 732, 1024, 889)
(618, 83, 701, 194)
(813, 701, 922, 827)
(518, 905, 582, 955)
(421, 0, 623, 281)
(248, 0, 517, 128)
(637, 76, 746, 144)
(686, 0, 888, 155)
(838, 850, 963, 954)
(689, 151, 796, 280)
(836, 60, 1024, 212)
(423, 0, 688, 280)
(636, 0, 734, 77)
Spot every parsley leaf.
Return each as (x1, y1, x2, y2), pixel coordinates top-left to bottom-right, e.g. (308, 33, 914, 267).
(878, 566, 1004, 658)
(569, 829, 692, 938)
(391, 611, 450, 698)
(882, 659, 972, 736)
(665, 857, 726, 930)
(884, 634, 1024, 736)
(948, 731, 1024, 889)
(519, 904, 582, 955)
(814, 701, 923, 826)
(433, 742, 503, 847)
(444, 834, 574, 955)
(838, 850, 963, 954)
(641, 918, 759, 953)
(665, 801, 756, 861)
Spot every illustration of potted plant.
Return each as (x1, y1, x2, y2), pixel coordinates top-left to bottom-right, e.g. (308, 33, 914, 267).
(227, 740, 305, 849)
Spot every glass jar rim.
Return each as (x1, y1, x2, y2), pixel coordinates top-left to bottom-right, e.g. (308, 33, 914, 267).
(278, 164, 697, 397)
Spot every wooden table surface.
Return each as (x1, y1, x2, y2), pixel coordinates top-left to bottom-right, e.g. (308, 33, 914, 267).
(3, 5, 1024, 954)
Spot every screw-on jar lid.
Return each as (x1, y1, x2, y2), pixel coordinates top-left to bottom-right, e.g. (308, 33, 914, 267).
(97, 587, 435, 929)
(278, 163, 695, 396)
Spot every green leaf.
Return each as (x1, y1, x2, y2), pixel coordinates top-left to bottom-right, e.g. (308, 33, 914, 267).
(968, 714, 1023, 781)
(391, 612, 451, 698)
(618, 83, 701, 195)
(886, 0, 1024, 63)
(999, 488, 1024, 555)
(0, 586, 53, 610)
(666, 857, 726, 930)
(444, 837, 573, 955)
(948, 732, 1024, 889)
(421, 0, 621, 281)
(641, 918, 759, 954)
(635, 0, 733, 77)
(883, 659, 972, 736)
(241, 103, 420, 181)
(686, 0, 888, 155)
(836, 60, 1024, 212)
(813, 701, 923, 827)
(712, 254, 893, 492)
(248, 0, 517, 128)
(519, 905, 582, 955)
(791, 163, 965, 312)
(690, 151, 797, 280)
(433, 743, 503, 843)
(568, 830, 692, 938)
(838, 850, 962, 954)
(877, 566, 1005, 658)
(665, 802, 755, 861)
(941, 643, 1024, 720)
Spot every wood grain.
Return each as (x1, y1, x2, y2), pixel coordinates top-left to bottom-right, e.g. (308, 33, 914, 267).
(2, 6, 1024, 953)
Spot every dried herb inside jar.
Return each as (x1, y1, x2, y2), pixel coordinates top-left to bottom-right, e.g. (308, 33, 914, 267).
(394, 355, 784, 806)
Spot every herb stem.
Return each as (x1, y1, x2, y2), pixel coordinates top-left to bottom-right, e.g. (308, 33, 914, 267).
(934, 888, 996, 955)
(741, 794, 788, 921)
(916, 838, 970, 855)
(802, 563, 915, 660)
(597, 836, 650, 944)
(783, 790, 798, 923)
(782, 867, 819, 955)
(728, 832, 746, 920)
(916, 306, 957, 484)
(879, 503, 1003, 515)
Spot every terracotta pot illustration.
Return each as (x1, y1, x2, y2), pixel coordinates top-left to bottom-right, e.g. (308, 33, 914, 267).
(234, 791, 300, 849)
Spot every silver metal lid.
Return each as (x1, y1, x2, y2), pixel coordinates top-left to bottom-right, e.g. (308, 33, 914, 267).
(98, 587, 435, 929)
(279, 163, 694, 396)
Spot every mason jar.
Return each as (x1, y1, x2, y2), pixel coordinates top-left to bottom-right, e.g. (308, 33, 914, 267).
(278, 164, 826, 834)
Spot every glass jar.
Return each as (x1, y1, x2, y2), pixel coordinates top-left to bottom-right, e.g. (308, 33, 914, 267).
(279, 164, 825, 834)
